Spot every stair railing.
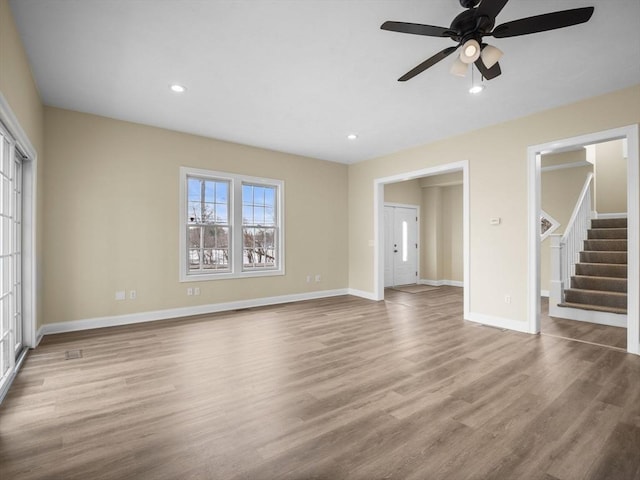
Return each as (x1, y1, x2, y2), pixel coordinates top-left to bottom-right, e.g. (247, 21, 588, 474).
(550, 172, 594, 306)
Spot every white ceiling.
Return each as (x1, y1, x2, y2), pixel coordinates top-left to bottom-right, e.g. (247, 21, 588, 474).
(9, 0, 640, 164)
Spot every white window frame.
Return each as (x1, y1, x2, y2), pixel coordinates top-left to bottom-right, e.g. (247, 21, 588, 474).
(179, 166, 285, 282)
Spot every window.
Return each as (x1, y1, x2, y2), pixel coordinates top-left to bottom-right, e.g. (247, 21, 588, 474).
(0, 124, 23, 394)
(180, 167, 284, 281)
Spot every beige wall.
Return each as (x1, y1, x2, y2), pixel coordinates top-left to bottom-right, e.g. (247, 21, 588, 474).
(384, 179, 421, 206)
(421, 187, 442, 281)
(0, 0, 45, 328)
(540, 157, 594, 292)
(421, 183, 463, 283)
(595, 139, 627, 214)
(441, 184, 463, 282)
(43, 108, 348, 325)
(349, 85, 640, 324)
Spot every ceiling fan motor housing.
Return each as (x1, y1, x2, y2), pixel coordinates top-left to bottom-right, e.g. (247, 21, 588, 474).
(450, 9, 495, 43)
(459, 0, 481, 8)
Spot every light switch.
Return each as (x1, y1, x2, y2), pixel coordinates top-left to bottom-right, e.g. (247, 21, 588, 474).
(490, 217, 501, 225)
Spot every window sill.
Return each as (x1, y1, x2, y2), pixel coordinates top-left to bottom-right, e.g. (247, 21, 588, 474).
(180, 269, 285, 283)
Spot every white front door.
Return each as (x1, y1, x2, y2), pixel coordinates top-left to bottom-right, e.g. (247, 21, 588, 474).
(384, 206, 418, 287)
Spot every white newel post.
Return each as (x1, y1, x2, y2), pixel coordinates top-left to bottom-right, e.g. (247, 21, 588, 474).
(549, 234, 564, 316)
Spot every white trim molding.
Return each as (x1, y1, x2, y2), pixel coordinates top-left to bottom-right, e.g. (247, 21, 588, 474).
(541, 160, 592, 173)
(41, 289, 351, 335)
(347, 288, 380, 301)
(466, 312, 532, 334)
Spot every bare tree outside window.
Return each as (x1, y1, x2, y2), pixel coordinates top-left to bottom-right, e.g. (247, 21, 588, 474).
(187, 177, 230, 272)
(242, 184, 277, 269)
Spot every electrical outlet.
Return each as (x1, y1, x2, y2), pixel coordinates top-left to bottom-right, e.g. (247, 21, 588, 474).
(194, 287, 200, 296)
(306, 275, 311, 283)
(187, 288, 193, 296)
(315, 274, 321, 282)
(129, 290, 137, 300)
(504, 295, 511, 304)
(115, 290, 126, 301)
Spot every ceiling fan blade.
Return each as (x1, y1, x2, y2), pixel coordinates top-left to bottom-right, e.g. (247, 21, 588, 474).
(475, 0, 510, 21)
(492, 7, 594, 38)
(398, 46, 458, 82)
(381, 21, 454, 38)
(475, 58, 502, 80)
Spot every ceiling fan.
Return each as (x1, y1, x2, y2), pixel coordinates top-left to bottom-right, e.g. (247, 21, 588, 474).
(381, 0, 594, 82)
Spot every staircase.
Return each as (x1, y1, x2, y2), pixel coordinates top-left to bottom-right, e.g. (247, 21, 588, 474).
(559, 217, 627, 314)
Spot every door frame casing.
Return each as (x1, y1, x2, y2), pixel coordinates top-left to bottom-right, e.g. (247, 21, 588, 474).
(383, 202, 420, 287)
(373, 160, 469, 321)
(527, 125, 640, 355)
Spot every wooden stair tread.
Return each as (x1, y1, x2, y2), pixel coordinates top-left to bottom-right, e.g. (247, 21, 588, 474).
(564, 288, 627, 297)
(572, 275, 627, 281)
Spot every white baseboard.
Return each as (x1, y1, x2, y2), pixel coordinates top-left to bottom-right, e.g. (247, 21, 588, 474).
(347, 288, 380, 301)
(548, 303, 627, 328)
(466, 312, 533, 334)
(419, 279, 464, 288)
(541, 290, 550, 298)
(35, 327, 44, 346)
(41, 289, 350, 335)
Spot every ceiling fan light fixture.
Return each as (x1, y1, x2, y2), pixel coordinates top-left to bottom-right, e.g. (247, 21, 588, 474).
(480, 44, 504, 69)
(450, 57, 468, 77)
(459, 39, 481, 64)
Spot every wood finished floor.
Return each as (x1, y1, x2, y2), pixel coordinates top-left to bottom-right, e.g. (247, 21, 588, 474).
(1, 287, 640, 480)
(540, 297, 627, 350)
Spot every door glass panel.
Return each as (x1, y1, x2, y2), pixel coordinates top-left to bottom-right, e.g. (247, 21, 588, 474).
(402, 221, 408, 262)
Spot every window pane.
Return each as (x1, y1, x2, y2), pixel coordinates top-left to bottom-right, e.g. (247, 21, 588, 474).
(242, 184, 276, 227)
(242, 205, 253, 225)
(265, 207, 275, 226)
(243, 227, 276, 269)
(216, 182, 228, 203)
(188, 249, 201, 269)
(264, 188, 275, 207)
(187, 201, 202, 223)
(216, 227, 229, 248)
(255, 206, 265, 225)
(187, 177, 229, 226)
(187, 178, 201, 201)
(242, 184, 252, 204)
(188, 227, 200, 248)
(203, 227, 215, 248)
(215, 204, 228, 223)
(204, 181, 215, 203)
(202, 249, 228, 270)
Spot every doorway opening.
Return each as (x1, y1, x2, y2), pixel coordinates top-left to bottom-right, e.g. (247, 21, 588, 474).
(373, 160, 469, 321)
(527, 125, 639, 355)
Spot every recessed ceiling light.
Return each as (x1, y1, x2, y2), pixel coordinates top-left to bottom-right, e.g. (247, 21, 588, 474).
(347, 134, 358, 140)
(170, 84, 186, 93)
(469, 84, 484, 94)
